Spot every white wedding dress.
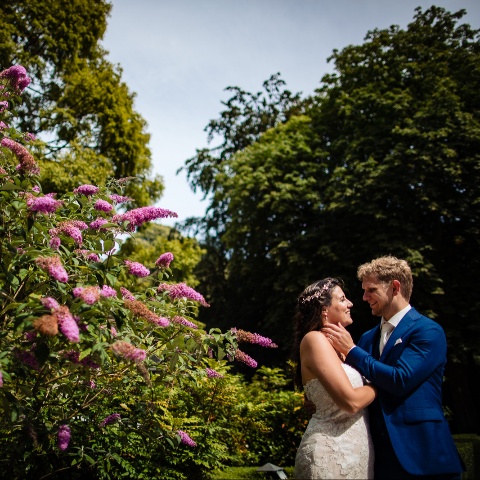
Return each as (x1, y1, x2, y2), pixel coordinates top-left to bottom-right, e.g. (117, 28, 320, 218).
(294, 363, 374, 479)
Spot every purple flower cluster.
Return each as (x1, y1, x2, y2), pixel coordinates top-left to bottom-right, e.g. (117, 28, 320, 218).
(90, 217, 108, 230)
(172, 316, 197, 329)
(94, 199, 113, 212)
(206, 368, 223, 378)
(100, 413, 121, 428)
(27, 194, 63, 214)
(1, 137, 39, 174)
(50, 236, 61, 249)
(57, 424, 71, 451)
(113, 206, 178, 231)
(177, 430, 197, 447)
(111, 341, 146, 364)
(155, 252, 174, 268)
(0, 370, 3, 387)
(0, 65, 31, 92)
(157, 283, 209, 307)
(35, 255, 69, 283)
(124, 299, 170, 327)
(0, 101, 7, 113)
(101, 285, 117, 298)
(109, 194, 132, 204)
(50, 220, 88, 246)
(73, 286, 101, 305)
(234, 349, 258, 368)
(120, 287, 136, 300)
(40, 297, 60, 311)
(230, 328, 278, 348)
(56, 306, 80, 342)
(75, 249, 100, 262)
(124, 260, 150, 277)
(73, 184, 99, 196)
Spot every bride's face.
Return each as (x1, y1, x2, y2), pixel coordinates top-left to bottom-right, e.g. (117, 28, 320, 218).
(323, 286, 353, 327)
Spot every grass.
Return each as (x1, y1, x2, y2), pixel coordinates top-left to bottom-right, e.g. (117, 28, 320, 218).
(211, 466, 294, 479)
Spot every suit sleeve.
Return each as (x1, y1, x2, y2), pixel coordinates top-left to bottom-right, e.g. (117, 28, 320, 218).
(346, 322, 447, 396)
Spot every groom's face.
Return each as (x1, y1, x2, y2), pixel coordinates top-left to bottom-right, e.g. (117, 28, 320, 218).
(361, 275, 392, 318)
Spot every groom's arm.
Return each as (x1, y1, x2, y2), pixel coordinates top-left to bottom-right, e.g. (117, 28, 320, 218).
(323, 322, 447, 396)
(347, 323, 446, 396)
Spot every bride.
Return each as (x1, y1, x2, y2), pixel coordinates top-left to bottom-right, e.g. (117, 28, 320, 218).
(293, 278, 375, 479)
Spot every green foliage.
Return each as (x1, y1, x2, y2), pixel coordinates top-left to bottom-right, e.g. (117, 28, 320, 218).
(0, 0, 163, 204)
(0, 69, 283, 479)
(119, 223, 205, 289)
(183, 6, 480, 373)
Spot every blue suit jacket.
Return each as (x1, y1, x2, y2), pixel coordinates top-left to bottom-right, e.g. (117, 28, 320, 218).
(346, 307, 463, 476)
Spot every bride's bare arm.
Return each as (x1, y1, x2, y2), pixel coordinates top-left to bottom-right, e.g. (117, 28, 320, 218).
(301, 331, 376, 414)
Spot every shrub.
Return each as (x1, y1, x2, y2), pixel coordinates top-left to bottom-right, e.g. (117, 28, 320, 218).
(0, 65, 277, 479)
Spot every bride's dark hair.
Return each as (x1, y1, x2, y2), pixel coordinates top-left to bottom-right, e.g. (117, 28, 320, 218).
(292, 277, 343, 388)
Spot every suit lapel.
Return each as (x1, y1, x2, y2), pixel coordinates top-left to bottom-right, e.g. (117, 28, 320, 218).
(380, 307, 420, 359)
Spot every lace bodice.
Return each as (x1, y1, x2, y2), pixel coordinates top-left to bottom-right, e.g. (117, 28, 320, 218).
(294, 364, 374, 479)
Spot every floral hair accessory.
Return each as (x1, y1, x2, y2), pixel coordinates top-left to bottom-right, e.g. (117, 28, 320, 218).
(301, 281, 333, 304)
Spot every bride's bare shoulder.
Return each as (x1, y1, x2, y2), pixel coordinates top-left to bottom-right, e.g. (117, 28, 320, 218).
(301, 330, 329, 347)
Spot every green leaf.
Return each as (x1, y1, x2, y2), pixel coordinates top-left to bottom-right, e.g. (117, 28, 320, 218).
(79, 348, 92, 361)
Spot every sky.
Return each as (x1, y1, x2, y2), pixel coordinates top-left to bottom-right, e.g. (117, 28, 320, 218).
(102, 0, 480, 226)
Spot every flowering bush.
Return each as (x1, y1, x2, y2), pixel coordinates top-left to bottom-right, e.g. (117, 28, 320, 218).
(0, 66, 278, 479)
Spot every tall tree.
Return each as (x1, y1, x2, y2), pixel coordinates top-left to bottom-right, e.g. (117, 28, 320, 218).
(0, 0, 163, 205)
(185, 6, 480, 424)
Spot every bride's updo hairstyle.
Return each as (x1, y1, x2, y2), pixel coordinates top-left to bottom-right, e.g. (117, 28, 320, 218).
(292, 277, 343, 388)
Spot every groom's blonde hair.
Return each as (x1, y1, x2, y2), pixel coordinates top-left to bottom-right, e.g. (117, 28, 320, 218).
(357, 255, 413, 301)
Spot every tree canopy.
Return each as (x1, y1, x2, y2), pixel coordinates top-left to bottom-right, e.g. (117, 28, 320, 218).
(0, 0, 163, 205)
(184, 5, 480, 388)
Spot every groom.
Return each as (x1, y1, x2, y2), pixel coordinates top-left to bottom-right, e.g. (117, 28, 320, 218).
(323, 255, 464, 480)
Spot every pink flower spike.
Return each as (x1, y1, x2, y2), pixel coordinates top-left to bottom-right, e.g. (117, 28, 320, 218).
(100, 413, 121, 428)
(100, 285, 117, 298)
(124, 260, 150, 278)
(0, 370, 3, 387)
(158, 283, 209, 307)
(57, 424, 71, 451)
(49, 236, 61, 249)
(172, 316, 197, 329)
(56, 306, 80, 342)
(177, 430, 197, 447)
(0, 65, 31, 92)
(81, 286, 101, 305)
(206, 368, 223, 378)
(28, 196, 63, 214)
(1, 137, 39, 174)
(35, 255, 69, 283)
(109, 194, 132, 204)
(87, 253, 100, 262)
(111, 341, 146, 364)
(120, 287, 135, 300)
(73, 184, 99, 196)
(234, 349, 258, 368)
(155, 252, 174, 268)
(40, 297, 60, 311)
(90, 218, 108, 229)
(231, 329, 278, 348)
(113, 206, 178, 231)
(94, 199, 113, 212)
